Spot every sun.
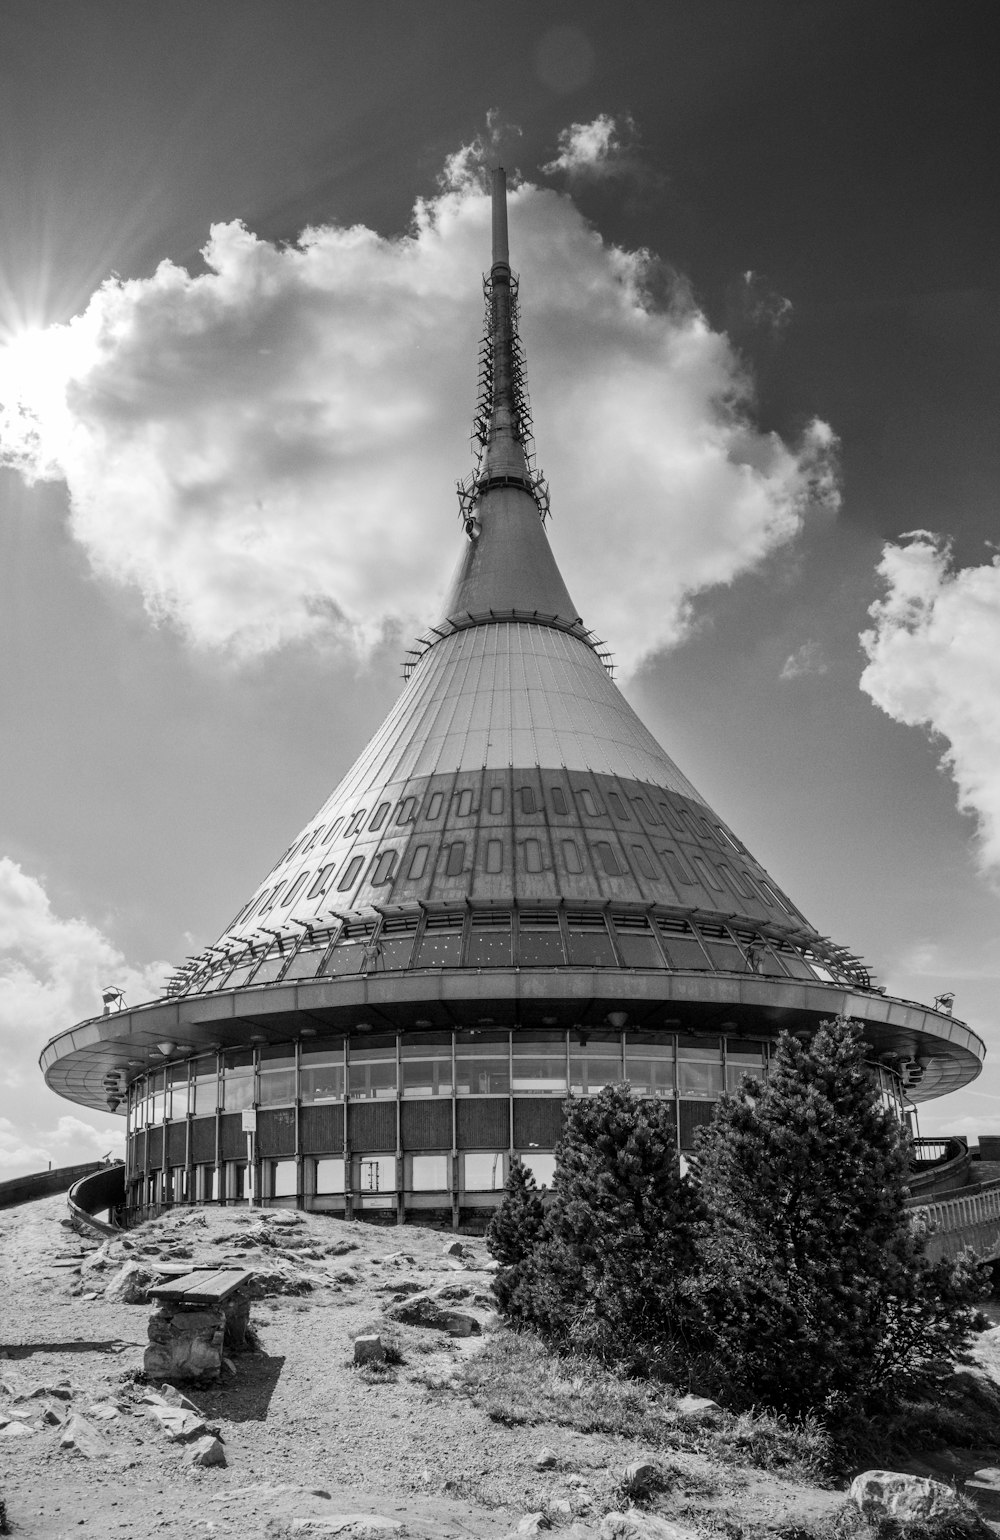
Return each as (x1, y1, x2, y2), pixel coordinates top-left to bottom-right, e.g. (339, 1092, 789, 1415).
(0, 317, 95, 478)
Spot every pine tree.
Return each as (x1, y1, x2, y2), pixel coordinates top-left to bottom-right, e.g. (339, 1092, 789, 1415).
(486, 1156, 547, 1324)
(692, 1017, 989, 1418)
(531, 1083, 706, 1360)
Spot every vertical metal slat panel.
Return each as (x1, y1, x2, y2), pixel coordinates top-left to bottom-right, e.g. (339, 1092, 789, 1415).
(166, 1122, 187, 1165)
(219, 1113, 245, 1161)
(258, 1108, 297, 1157)
(678, 1099, 713, 1149)
(348, 1101, 397, 1151)
(190, 1117, 216, 1164)
(456, 1098, 510, 1149)
(300, 1104, 345, 1154)
(147, 1126, 164, 1169)
(400, 1100, 452, 1150)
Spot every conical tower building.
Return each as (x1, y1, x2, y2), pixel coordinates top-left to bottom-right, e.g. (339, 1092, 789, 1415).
(42, 171, 984, 1220)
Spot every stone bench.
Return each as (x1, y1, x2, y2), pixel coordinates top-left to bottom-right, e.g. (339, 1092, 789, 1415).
(144, 1269, 253, 1383)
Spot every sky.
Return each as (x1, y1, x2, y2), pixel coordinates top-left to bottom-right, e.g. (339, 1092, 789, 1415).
(1, 0, 998, 1177)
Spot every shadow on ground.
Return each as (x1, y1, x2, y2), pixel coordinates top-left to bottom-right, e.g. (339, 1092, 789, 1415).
(0, 1339, 138, 1357)
(200, 1351, 286, 1422)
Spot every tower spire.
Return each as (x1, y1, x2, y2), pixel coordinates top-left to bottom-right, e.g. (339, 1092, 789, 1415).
(491, 164, 510, 268)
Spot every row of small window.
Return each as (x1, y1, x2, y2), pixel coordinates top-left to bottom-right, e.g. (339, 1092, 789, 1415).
(127, 1032, 774, 1124)
(258, 785, 753, 891)
(132, 1151, 536, 1205)
(189, 910, 843, 996)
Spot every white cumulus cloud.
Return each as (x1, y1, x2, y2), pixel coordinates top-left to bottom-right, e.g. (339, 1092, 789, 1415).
(780, 640, 828, 680)
(860, 533, 1000, 878)
(0, 1114, 125, 1174)
(0, 856, 167, 1092)
(541, 112, 641, 182)
(0, 135, 838, 672)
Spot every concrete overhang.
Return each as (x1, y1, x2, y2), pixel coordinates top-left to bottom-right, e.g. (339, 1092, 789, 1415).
(40, 969, 984, 1114)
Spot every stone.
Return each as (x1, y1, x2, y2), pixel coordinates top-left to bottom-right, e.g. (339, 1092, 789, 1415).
(183, 1434, 227, 1468)
(533, 1447, 557, 1470)
(483, 1259, 500, 1273)
(274, 1517, 404, 1537)
(622, 1461, 660, 1496)
(105, 1260, 156, 1304)
(158, 1384, 203, 1414)
(601, 1515, 699, 1540)
(1, 1420, 34, 1438)
(384, 1291, 481, 1336)
(59, 1414, 108, 1458)
(517, 1515, 550, 1535)
(442, 1240, 467, 1257)
(551, 1500, 573, 1517)
(673, 1395, 721, 1422)
(144, 1302, 226, 1383)
(353, 1334, 386, 1366)
(41, 1405, 64, 1426)
(849, 1471, 985, 1529)
(86, 1402, 121, 1421)
(146, 1403, 209, 1442)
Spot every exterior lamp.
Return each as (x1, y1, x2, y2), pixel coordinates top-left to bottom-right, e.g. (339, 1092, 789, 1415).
(156, 1041, 176, 1056)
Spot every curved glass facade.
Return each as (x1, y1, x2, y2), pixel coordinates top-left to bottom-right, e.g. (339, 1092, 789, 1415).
(123, 1029, 907, 1219)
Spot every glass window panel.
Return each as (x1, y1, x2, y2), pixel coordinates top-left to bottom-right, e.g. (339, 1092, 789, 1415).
(594, 842, 620, 877)
(374, 924, 417, 971)
(283, 943, 329, 980)
(464, 1152, 506, 1191)
(625, 1037, 675, 1097)
(372, 850, 397, 886)
(518, 916, 565, 966)
(426, 792, 443, 820)
(489, 786, 504, 815)
(315, 1157, 345, 1193)
(485, 838, 504, 874)
(346, 810, 366, 835)
(512, 1033, 567, 1093)
(324, 941, 368, 976)
(579, 789, 599, 816)
(523, 839, 543, 874)
(357, 1155, 396, 1192)
(455, 1031, 510, 1095)
(396, 797, 417, 825)
(369, 802, 390, 831)
(222, 1068, 254, 1112)
(191, 1058, 218, 1116)
(300, 1042, 345, 1103)
(445, 841, 466, 877)
(561, 839, 583, 874)
(280, 873, 309, 908)
(774, 946, 816, 980)
(252, 952, 288, 984)
(725, 1041, 766, 1093)
(550, 786, 568, 815)
(520, 786, 536, 814)
(407, 844, 429, 880)
(661, 849, 695, 886)
(322, 818, 343, 845)
(520, 1152, 556, 1187)
(656, 923, 709, 969)
(467, 918, 512, 967)
(631, 846, 657, 879)
(607, 792, 627, 819)
(411, 1154, 449, 1190)
(307, 863, 337, 899)
(692, 855, 724, 892)
(677, 1039, 723, 1099)
(348, 1042, 397, 1099)
(401, 1036, 453, 1097)
(272, 1160, 298, 1197)
(151, 1071, 165, 1124)
(569, 1031, 622, 1094)
(566, 920, 617, 967)
(337, 855, 364, 893)
(616, 930, 662, 968)
(168, 1065, 189, 1118)
(259, 1067, 297, 1105)
(224, 958, 259, 990)
(415, 916, 464, 967)
(456, 789, 473, 817)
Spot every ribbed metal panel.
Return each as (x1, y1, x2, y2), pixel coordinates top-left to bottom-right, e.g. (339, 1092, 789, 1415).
(456, 1099, 510, 1149)
(513, 1099, 565, 1149)
(300, 1104, 344, 1155)
(400, 1100, 452, 1150)
(678, 1100, 714, 1150)
(219, 1113, 245, 1161)
(258, 1108, 296, 1157)
(131, 1131, 146, 1172)
(190, 1117, 216, 1165)
(147, 1126, 164, 1169)
(166, 1122, 187, 1165)
(348, 1102, 397, 1151)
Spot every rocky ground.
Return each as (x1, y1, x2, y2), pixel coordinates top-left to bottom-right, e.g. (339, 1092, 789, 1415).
(1, 1196, 999, 1540)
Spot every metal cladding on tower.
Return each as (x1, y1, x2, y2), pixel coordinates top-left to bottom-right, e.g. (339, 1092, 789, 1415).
(39, 168, 985, 1219)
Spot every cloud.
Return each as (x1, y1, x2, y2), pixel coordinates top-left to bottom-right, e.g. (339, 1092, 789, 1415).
(780, 640, 828, 680)
(0, 856, 167, 1092)
(860, 533, 1000, 878)
(541, 112, 643, 183)
(732, 269, 794, 337)
(0, 133, 838, 672)
(0, 1113, 124, 1173)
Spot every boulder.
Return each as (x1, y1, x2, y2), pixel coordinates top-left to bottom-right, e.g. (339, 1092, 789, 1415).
(105, 1260, 156, 1304)
(533, 1447, 557, 1470)
(384, 1292, 481, 1336)
(622, 1461, 660, 1496)
(183, 1434, 227, 1468)
(85, 1402, 121, 1422)
(1, 1420, 33, 1438)
(849, 1471, 988, 1530)
(59, 1414, 108, 1459)
(145, 1403, 209, 1442)
(442, 1240, 467, 1257)
(353, 1335, 386, 1367)
(601, 1515, 699, 1540)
